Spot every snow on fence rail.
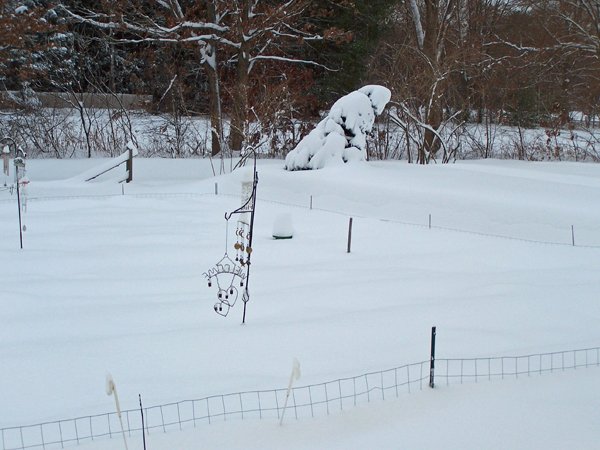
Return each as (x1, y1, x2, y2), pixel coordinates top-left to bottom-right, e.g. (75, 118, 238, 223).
(2, 347, 599, 450)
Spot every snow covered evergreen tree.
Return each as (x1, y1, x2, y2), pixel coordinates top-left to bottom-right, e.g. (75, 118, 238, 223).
(284, 85, 391, 170)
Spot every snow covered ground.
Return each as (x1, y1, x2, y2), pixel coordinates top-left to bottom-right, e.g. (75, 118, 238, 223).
(1, 157, 599, 449)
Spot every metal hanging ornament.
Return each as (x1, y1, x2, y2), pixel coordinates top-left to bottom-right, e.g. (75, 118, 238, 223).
(204, 147, 258, 323)
(234, 222, 250, 266)
(204, 250, 245, 317)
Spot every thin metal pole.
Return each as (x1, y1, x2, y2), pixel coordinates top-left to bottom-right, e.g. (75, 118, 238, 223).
(429, 326, 436, 388)
(139, 395, 146, 450)
(310, 195, 313, 210)
(16, 175, 23, 249)
(571, 225, 575, 246)
(242, 167, 258, 324)
(215, 182, 218, 195)
(428, 214, 431, 229)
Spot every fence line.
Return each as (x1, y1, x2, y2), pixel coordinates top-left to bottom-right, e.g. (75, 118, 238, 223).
(2, 346, 599, 450)
(1, 190, 599, 248)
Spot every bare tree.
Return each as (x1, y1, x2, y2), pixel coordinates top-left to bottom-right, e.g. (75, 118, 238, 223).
(59, 0, 329, 168)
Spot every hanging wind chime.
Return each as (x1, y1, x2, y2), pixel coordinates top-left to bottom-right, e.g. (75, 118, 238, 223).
(203, 149, 258, 324)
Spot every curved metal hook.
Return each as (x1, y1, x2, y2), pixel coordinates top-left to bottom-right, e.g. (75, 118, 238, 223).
(225, 147, 258, 221)
(1, 137, 24, 154)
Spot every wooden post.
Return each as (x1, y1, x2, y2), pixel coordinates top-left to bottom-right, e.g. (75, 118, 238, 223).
(347, 217, 353, 253)
(429, 214, 431, 229)
(310, 195, 313, 210)
(215, 182, 218, 195)
(126, 145, 133, 183)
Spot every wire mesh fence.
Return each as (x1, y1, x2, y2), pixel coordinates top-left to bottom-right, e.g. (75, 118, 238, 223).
(2, 347, 599, 450)
(1, 361, 430, 450)
(1, 189, 598, 248)
(437, 347, 600, 385)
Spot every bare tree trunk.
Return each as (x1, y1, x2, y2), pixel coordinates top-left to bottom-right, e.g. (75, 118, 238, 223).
(423, 101, 442, 162)
(229, 0, 250, 153)
(418, 0, 445, 163)
(230, 41, 250, 153)
(205, 54, 223, 158)
(203, 1, 224, 158)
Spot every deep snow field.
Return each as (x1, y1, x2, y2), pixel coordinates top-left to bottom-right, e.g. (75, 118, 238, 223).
(1, 157, 600, 449)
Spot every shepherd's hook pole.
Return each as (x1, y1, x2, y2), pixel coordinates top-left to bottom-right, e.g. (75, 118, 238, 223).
(16, 173, 23, 249)
(429, 326, 436, 388)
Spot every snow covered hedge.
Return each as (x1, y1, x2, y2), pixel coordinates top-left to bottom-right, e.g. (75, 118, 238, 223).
(284, 85, 391, 170)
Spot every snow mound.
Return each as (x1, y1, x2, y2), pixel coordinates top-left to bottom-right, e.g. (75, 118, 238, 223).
(284, 85, 391, 171)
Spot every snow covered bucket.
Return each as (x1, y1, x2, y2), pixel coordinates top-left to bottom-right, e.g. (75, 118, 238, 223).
(272, 213, 294, 239)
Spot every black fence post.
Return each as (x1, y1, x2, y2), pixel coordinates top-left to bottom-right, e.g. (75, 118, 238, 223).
(429, 326, 436, 388)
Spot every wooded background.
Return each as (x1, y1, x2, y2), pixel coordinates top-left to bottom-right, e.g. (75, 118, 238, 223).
(1, 0, 598, 162)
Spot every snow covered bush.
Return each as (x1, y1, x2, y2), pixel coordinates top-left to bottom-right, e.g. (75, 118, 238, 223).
(284, 85, 391, 170)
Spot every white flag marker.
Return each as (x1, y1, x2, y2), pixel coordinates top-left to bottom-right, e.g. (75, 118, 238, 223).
(106, 374, 129, 450)
(279, 358, 301, 426)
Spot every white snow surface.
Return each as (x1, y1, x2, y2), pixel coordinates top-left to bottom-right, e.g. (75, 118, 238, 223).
(1, 158, 600, 449)
(285, 85, 391, 170)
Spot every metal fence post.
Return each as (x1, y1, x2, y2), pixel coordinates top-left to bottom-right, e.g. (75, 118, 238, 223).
(429, 326, 436, 388)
